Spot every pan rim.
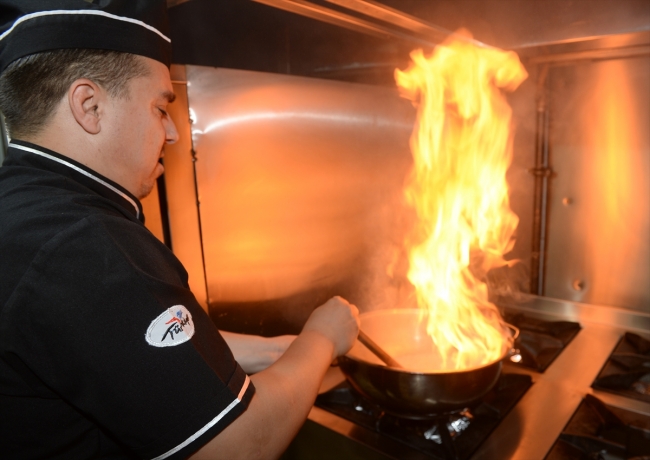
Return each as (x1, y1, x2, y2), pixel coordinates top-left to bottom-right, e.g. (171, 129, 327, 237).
(344, 308, 515, 375)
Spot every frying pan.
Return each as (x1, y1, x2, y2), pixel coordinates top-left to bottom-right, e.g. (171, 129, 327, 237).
(338, 309, 518, 418)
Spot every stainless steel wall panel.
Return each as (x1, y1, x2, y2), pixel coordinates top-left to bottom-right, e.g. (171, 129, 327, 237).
(544, 56, 650, 310)
(185, 65, 416, 309)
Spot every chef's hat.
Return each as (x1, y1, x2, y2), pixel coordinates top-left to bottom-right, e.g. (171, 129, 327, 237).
(0, 0, 170, 74)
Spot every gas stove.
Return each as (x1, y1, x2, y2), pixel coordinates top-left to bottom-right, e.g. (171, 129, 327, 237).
(546, 394, 650, 459)
(314, 374, 533, 459)
(281, 296, 650, 460)
(592, 332, 650, 404)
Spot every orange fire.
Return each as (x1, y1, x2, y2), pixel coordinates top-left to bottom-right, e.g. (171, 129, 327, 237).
(395, 33, 527, 371)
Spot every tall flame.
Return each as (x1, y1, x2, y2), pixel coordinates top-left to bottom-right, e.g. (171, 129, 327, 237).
(395, 33, 527, 371)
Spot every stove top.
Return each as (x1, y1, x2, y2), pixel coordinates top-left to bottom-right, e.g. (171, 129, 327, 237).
(282, 296, 650, 460)
(502, 310, 581, 372)
(315, 374, 532, 460)
(593, 332, 650, 404)
(546, 393, 650, 459)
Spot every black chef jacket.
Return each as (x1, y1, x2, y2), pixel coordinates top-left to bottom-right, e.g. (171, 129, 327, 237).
(0, 141, 255, 459)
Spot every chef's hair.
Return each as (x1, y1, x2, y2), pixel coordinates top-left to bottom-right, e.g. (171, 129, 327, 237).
(0, 49, 149, 140)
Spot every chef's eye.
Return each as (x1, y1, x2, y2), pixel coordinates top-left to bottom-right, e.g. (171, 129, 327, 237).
(158, 108, 168, 117)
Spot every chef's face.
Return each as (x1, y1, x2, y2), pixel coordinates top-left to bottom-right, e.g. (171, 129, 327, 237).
(107, 57, 178, 199)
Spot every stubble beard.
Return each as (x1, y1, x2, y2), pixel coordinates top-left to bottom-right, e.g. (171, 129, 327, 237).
(136, 161, 164, 200)
(137, 180, 155, 200)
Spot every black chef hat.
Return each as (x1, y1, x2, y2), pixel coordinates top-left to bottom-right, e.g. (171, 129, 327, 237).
(0, 0, 170, 75)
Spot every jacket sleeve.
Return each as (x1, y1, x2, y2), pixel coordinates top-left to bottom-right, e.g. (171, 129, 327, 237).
(3, 215, 255, 459)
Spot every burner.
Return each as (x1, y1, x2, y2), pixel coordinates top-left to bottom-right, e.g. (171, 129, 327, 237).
(315, 373, 532, 460)
(593, 332, 650, 403)
(502, 311, 581, 372)
(546, 394, 650, 459)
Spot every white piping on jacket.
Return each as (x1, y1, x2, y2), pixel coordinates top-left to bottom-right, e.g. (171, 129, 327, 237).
(9, 143, 140, 219)
(151, 375, 252, 460)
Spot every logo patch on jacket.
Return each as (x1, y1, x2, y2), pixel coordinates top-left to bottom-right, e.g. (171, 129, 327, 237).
(146, 305, 195, 347)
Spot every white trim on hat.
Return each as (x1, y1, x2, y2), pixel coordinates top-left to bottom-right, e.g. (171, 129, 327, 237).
(0, 9, 171, 43)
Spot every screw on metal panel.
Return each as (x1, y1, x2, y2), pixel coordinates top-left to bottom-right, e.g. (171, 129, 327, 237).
(562, 197, 573, 206)
(572, 279, 585, 291)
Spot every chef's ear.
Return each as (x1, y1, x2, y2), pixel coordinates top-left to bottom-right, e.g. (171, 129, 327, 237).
(68, 79, 104, 135)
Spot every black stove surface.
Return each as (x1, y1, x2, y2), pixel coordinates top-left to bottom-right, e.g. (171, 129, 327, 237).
(593, 332, 650, 404)
(546, 393, 650, 459)
(315, 373, 532, 460)
(502, 310, 581, 372)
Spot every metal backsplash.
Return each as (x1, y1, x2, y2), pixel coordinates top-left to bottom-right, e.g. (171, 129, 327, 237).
(160, 34, 648, 334)
(543, 55, 650, 310)
(160, 63, 536, 334)
(181, 65, 421, 332)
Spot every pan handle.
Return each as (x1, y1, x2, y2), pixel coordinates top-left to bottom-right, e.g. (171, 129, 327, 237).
(358, 329, 403, 369)
(504, 322, 520, 341)
(504, 322, 522, 363)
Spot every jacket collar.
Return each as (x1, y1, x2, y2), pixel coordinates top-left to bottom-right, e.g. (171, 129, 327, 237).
(5, 140, 144, 222)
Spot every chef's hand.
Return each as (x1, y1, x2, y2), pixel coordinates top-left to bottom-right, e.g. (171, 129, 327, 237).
(302, 296, 359, 360)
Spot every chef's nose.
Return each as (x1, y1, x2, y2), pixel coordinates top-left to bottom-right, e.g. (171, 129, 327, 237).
(165, 116, 179, 145)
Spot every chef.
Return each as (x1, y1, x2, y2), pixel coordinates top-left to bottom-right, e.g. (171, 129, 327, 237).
(0, 1, 359, 459)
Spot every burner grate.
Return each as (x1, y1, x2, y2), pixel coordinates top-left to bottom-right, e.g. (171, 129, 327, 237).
(546, 394, 650, 459)
(593, 332, 650, 403)
(315, 373, 532, 460)
(502, 311, 581, 372)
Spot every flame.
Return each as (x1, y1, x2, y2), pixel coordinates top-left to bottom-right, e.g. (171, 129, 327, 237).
(395, 33, 527, 371)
